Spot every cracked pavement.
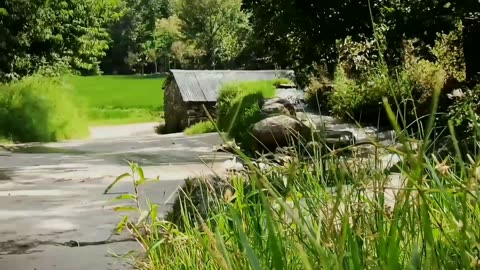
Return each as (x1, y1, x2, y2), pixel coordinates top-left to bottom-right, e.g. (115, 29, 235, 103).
(0, 123, 230, 270)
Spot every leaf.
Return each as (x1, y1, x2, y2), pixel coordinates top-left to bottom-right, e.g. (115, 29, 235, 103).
(116, 216, 129, 233)
(111, 194, 137, 202)
(231, 209, 262, 270)
(104, 173, 131, 194)
(113, 206, 138, 212)
(136, 210, 150, 226)
(136, 166, 145, 181)
(0, 8, 8, 16)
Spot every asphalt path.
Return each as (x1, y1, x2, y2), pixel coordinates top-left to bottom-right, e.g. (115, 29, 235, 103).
(0, 123, 230, 270)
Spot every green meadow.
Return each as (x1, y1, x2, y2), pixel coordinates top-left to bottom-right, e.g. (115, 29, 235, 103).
(66, 75, 166, 126)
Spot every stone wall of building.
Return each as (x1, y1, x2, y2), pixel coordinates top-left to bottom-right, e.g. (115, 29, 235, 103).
(164, 79, 188, 133)
(184, 102, 217, 128)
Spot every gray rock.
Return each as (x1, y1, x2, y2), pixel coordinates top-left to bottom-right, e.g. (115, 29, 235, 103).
(262, 98, 296, 116)
(262, 102, 293, 116)
(251, 115, 311, 150)
(166, 175, 237, 230)
(275, 89, 306, 111)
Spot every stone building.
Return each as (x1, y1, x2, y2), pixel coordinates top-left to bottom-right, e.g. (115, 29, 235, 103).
(163, 69, 293, 133)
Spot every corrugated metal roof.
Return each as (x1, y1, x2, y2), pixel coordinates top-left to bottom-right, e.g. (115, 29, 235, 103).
(170, 69, 294, 102)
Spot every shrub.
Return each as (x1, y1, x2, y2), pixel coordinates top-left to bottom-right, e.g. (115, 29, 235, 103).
(431, 21, 466, 82)
(184, 121, 216, 135)
(329, 38, 448, 128)
(0, 75, 89, 142)
(217, 80, 282, 148)
(224, 92, 265, 148)
(217, 79, 282, 131)
(305, 64, 334, 112)
(329, 64, 410, 125)
(446, 86, 480, 138)
(217, 83, 244, 131)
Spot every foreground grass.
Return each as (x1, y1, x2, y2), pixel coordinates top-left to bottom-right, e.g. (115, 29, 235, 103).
(114, 135, 480, 269)
(111, 92, 480, 269)
(65, 75, 166, 125)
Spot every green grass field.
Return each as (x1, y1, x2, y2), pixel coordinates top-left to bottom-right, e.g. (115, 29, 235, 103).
(65, 75, 166, 126)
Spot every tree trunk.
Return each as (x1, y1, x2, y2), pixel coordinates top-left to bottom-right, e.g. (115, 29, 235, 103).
(463, 16, 480, 84)
(154, 61, 158, 73)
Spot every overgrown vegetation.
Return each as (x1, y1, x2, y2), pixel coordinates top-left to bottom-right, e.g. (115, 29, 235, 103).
(0, 75, 89, 142)
(308, 24, 465, 130)
(184, 121, 216, 135)
(113, 99, 480, 269)
(216, 79, 290, 146)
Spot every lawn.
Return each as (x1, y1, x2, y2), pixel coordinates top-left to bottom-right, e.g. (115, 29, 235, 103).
(65, 75, 166, 126)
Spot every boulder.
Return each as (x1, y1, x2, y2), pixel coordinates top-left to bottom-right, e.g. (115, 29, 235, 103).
(166, 175, 237, 230)
(275, 88, 307, 111)
(251, 115, 311, 150)
(262, 98, 296, 116)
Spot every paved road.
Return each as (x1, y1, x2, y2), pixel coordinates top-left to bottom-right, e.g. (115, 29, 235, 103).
(0, 123, 230, 270)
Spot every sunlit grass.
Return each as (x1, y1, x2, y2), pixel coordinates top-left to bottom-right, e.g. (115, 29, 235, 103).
(184, 121, 216, 135)
(65, 74, 166, 125)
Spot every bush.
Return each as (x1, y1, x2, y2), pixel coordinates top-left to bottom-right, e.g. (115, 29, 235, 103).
(217, 80, 284, 148)
(446, 86, 480, 138)
(305, 64, 334, 112)
(0, 75, 89, 142)
(217, 79, 283, 131)
(431, 21, 466, 82)
(184, 121, 216, 135)
(329, 64, 409, 125)
(224, 92, 265, 148)
(217, 83, 245, 131)
(328, 38, 448, 128)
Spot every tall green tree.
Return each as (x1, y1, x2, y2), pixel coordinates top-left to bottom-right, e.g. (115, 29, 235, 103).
(153, 16, 183, 70)
(243, 0, 372, 84)
(174, 0, 252, 69)
(0, 0, 122, 81)
(102, 0, 171, 74)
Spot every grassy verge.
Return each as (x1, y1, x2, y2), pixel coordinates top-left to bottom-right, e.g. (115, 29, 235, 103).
(65, 74, 166, 125)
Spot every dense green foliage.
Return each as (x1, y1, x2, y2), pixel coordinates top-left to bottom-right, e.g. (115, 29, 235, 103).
(241, 1, 480, 85)
(173, 0, 251, 69)
(217, 79, 288, 147)
(184, 121, 216, 135)
(102, 0, 171, 74)
(0, 76, 89, 142)
(216, 80, 278, 131)
(65, 75, 165, 125)
(3, 0, 479, 85)
(329, 56, 446, 126)
(0, 0, 123, 81)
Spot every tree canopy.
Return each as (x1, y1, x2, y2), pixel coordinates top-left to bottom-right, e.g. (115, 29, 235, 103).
(0, 0, 122, 80)
(1, 0, 479, 82)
